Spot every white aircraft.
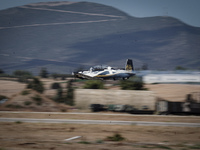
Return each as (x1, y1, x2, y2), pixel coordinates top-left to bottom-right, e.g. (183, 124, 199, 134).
(73, 59, 135, 80)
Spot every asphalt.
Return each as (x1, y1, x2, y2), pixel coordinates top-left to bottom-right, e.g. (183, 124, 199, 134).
(0, 118, 200, 127)
(1, 111, 199, 117)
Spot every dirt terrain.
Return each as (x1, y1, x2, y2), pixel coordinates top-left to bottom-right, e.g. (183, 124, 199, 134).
(0, 80, 26, 97)
(0, 78, 200, 112)
(1, 79, 200, 100)
(0, 122, 200, 150)
(0, 79, 71, 112)
(145, 84, 200, 102)
(0, 79, 200, 149)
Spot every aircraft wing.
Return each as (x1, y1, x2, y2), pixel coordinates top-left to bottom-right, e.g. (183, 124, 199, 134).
(74, 72, 103, 80)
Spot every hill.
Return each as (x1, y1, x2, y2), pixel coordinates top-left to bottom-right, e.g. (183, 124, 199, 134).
(0, 1, 199, 74)
(0, 89, 70, 112)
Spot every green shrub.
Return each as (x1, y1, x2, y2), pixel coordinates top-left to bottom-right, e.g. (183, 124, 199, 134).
(77, 141, 91, 144)
(65, 88, 74, 106)
(54, 88, 64, 103)
(12, 70, 33, 83)
(154, 145, 172, 149)
(6, 104, 23, 109)
(39, 67, 48, 78)
(5, 104, 12, 108)
(27, 78, 44, 93)
(15, 121, 23, 124)
(61, 109, 67, 112)
(96, 140, 104, 144)
(120, 76, 144, 90)
(24, 101, 32, 106)
(175, 66, 187, 70)
(13, 70, 32, 77)
(105, 133, 125, 141)
(21, 90, 30, 95)
(31, 95, 42, 105)
(0, 95, 7, 100)
(188, 144, 200, 149)
(83, 80, 104, 89)
(0, 69, 4, 74)
(65, 80, 74, 106)
(51, 82, 61, 89)
(17, 77, 29, 83)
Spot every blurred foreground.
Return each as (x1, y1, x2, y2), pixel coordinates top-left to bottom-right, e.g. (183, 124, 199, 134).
(0, 121, 200, 150)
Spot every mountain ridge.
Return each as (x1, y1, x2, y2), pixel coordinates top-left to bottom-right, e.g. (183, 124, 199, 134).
(0, 1, 199, 74)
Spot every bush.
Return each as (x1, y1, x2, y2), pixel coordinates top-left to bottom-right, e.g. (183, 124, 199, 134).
(65, 88, 74, 106)
(39, 68, 48, 78)
(0, 69, 4, 74)
(106, 133, 125, 141)
(24, 101, 32, 106)
(13, 70, 32, 77)
(6, 104, 23, 109)
(65, 80, 74, 106)
(83, 80, 104, 89)
(31, 95, 43, 105)
(15, 121, 23, 124)
(12, 70, 33, 83)
(175, 66, 187, 70)
(17, 77, 29, 83)
(54, 88, 64, 103)
(52, 79, 75, 106)
(120, 76, 144, 90)
(27, 78, 44, 93)
(51, 73, 73, 80)
(0, 95, 7, 100)
(21, 90, 30, 95)
(77, 141, 91, 144)
(51, 82, 61, 89)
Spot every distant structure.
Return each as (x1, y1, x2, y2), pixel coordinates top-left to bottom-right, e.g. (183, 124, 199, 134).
(143, 73, 200, 84)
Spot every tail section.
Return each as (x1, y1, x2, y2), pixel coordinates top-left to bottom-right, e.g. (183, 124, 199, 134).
(125, 59, 134, 71)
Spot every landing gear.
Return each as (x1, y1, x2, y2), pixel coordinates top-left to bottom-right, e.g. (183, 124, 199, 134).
(122, 77, 129, 80)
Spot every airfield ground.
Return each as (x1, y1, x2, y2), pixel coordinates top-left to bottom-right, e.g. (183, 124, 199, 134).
(0, 120, 200, 150)
(0, 79, 200, 149)
(0, 111, 200, 123)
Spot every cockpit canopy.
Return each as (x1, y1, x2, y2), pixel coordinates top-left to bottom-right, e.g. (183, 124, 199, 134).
(92, 65, 109, 71)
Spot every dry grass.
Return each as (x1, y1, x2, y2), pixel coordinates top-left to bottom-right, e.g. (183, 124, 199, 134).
(1, 78, 200, 101)
(1, 79, 200, 113)
(145, 84, 200, 101)
(0, 80, 26, 97)
(0, 122, 199, 150)
(1, 79, 200, 149)
(0, 79, 72, 112)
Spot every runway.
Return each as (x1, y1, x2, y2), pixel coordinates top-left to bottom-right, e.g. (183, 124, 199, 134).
(0, 111, 199, 117)
(0, 118, 200, 127)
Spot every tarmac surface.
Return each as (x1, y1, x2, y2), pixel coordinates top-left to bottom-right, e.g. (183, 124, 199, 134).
(0, 117, 200, 127)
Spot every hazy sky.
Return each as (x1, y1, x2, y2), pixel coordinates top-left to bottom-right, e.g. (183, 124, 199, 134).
(0, 0, 200, 27)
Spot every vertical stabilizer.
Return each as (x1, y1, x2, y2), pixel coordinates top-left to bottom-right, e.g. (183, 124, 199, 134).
(125, 59, 134, 71)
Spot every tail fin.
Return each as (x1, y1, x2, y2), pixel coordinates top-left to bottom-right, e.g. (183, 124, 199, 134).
(125, 59, 134, 71)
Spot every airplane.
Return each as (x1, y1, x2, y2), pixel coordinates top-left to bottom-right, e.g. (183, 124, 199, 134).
(72, 59, 135, 80)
